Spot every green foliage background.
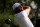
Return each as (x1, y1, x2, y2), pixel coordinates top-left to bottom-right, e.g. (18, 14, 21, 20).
(0, 0, 21, 27)
(0, 0, 40, 27)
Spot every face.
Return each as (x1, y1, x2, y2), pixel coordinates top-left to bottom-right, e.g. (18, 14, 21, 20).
(17, 5, 23, 10)
(14, 5, 23, 14)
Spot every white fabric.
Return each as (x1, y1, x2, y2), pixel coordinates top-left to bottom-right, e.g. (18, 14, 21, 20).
(12, 3, 21, 10)
(30, 1, 37, 9)
(14, 9, 34, 27)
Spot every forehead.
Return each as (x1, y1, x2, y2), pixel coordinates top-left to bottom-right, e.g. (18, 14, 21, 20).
(18, 5, 22, 7)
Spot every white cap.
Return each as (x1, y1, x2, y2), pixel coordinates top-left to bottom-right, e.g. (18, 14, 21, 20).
(12, 3, 21, 10)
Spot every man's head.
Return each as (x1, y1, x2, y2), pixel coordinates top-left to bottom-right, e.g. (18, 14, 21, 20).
(12, 3, 31, 14)
(12, 3, 23, 11)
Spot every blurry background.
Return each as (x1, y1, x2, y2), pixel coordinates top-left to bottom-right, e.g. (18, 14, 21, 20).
(0, 0, 40, 27)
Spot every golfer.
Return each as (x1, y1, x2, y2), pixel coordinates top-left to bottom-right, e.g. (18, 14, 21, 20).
(12, 3, 34, 27)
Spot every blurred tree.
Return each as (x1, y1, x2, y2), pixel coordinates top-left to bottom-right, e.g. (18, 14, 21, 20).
(0, 0, 40, 27)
